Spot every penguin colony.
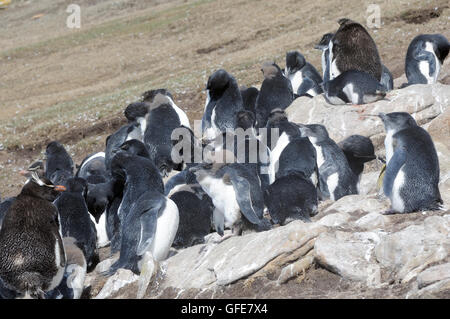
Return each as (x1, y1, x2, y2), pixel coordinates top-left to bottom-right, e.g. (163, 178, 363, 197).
(0, 18, 448, 299)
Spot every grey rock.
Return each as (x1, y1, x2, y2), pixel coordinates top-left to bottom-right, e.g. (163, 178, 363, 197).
(316, 212, 350, 227)
(355, 212, 391, 231)
(285, 83, 450, 148)
(407, 279, 450, 299)
(375, 216, 449, 283)
(417, 263, 450, 289)
(314, 230, 383, 286)
(94, 269, 139, 299)
(160, 221, 326, 289)
(324, 194, 390, 216)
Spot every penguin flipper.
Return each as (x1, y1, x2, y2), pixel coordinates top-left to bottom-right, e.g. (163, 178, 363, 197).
(136, 199, 163, 256)
(227, 171, 264, 225)
(383, 145, 407, 198)
(297, 77, 315, 97)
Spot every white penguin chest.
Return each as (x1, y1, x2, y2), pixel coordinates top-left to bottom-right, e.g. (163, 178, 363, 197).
(200, 176, 240, 223)
(268, 132, 290, 184)
(288, 71, 303, 94)
(342, 83, 359, 104)
(321, 51, 327, 79)
(149, 197, 179, 261)
(89, 213, 109, 248)
(168, 97, 191, 129)
(385, 130, 394, 164)
(419, 42, 440, 84)
(311, 142, 325, 169)
(391, 166, 406, 213)
(328, 41, 340, 80)
(50, 236, 66, 291)
(204, 108, 220, 141)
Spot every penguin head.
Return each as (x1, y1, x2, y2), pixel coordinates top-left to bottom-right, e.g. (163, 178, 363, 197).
(315, 33, 334, 50)
(285, 51, 306, 75)
(45, 141, 66, 156)
(337, 18, 354, 26)
(19, 160, 45, 179)
(20, 174, 66, 202)
(124, 102, 149, 123)
(378, 112, 417, 133)
(65, 177, 87, 193)
(148, 93, 172, 111)
(206, 69, 231, 97)
(85, 182, 114, 223)
(189, 150, 235, 177)
(261, 62, 282, 80)
(235, 110, 256, 130)
(110, 151, 131, 181)
(430, 34, 450, 64)
(266, 109, 288, 126)
(142, 88, 173, 103)
(338, 135, 376, 163)
(117, 139, 150, 159)
(299, 124, 330, 143)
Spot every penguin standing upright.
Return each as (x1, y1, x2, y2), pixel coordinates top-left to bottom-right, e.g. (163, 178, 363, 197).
(202, 69, 244, 141)
(54, 177, 99, 271)
(263, 110, 317, 187)
(329, 18, 382, 81)
(379, 112, 443, 213)
(76, 152, 112, 249)
(255, 62, 294, 129)
(142, 89, 190, 129)
(314, 33, 334, 83)
(284, 51, 323, 97)
(45, 141, 74, 187)
(0, 175, 66, 299)
(240, 86, 259, 115)
(107, 150, 178, 275)
(300, 124, 358, 201)
(124, 102, 149, 137)
(404, 34, 450, 85)
(143, 93, 186, 177)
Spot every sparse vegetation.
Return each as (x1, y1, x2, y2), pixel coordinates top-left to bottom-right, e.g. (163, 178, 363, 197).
(0, 0, 449, 198)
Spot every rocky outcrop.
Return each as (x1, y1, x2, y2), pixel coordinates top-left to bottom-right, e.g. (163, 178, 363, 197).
(81, 79, 450, 299)
(285, 83, 450, 155)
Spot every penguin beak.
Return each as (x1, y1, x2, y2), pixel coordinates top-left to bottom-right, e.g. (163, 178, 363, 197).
(54, 185, 66, 192)
(19, 170, 30, 177)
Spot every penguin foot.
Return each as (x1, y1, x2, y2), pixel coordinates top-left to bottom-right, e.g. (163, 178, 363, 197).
(137, 252, 157, 299)
(382, 209, 400, 215)
(213, 233, 235, 244)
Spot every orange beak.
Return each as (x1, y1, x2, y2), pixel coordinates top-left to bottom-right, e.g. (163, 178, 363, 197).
(54, 185, 66, 192)
(19, 170, 29, 176)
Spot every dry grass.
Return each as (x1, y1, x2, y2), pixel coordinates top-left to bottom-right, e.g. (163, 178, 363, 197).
(0, 0, 449, 197)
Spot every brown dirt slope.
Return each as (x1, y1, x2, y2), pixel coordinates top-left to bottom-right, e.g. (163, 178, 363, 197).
(0, 0, 449, 197)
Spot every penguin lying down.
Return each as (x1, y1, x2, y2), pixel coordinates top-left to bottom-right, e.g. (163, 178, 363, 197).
(323, 70, 387, 105)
